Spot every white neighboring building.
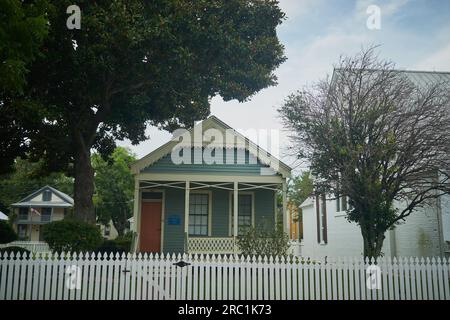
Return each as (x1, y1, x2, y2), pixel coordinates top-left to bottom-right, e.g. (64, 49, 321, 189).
(11, 185, 73, 241)
(98, 220, 119, 240)
(299, 193, 450, 259)
(98, 218, 135, 240)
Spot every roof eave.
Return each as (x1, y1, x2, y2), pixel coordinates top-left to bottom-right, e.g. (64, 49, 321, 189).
(11, 203, 74, 208)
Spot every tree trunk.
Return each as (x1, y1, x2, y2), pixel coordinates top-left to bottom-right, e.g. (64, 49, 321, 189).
(361, 226, 386, 259)
(73, 139, 96, 223)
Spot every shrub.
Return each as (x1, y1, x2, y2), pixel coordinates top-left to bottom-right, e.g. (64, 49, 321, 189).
(0, 220, 18, 244)
(115, 232, 133, 251)
(237, 219, 290, 258)
(96, 240, 127, 255)
(42, 219, 103, 253)
(95, 231, 135, 255)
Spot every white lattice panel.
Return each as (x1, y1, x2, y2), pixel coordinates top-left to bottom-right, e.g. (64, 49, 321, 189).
(187, 237, 238, 254)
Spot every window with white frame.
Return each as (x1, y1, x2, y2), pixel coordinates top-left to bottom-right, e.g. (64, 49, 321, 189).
(41, 207, 52, 222)
(341, 195, 348, 211)
(43, 190, 52, 201)
(17, 225, 28, 240)
(104, 225, 111, 237)
(189, 193, 209, 236)
(335, 194, 348, 212)
(231, 194, 253, 235)
(18, 207, 28, 220)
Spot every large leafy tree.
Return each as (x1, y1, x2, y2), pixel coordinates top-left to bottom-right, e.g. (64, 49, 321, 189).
(0, 0, 50, 174)
(0, 0, 49, 93)
(279, 48, 450, 258)
(287, 171, 313, 208)
(4, 0, 286, 222)
(92, 147, 135, 236)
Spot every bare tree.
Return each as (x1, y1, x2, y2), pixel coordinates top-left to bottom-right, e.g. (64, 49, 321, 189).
(279, 47, 450, 258)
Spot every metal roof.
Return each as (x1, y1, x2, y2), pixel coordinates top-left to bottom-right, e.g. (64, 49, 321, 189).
(400, 70, 450, 88)
(0, 211, 8, 220)
(332, 68, 450, 89)
(11, 202, 73, 208)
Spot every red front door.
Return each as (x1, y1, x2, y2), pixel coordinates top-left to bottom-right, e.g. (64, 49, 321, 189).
(140, 201, 162, 252)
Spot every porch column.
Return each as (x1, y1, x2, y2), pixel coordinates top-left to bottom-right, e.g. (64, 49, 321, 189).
(233, 181, 238, 238)
(282, 179, 288, 234)
(132, 178, 140, 252)
(233, 181, 238, 254)
(184, 180, 190, 253)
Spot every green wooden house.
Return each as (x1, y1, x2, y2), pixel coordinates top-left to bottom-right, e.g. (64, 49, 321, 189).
(131, 116, 292, 254)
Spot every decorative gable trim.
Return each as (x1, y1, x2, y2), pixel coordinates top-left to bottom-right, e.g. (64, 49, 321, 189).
(131, 116, 292, 178)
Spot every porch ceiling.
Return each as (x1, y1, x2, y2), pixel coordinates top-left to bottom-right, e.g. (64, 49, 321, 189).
(136, 173, 284, 184)
(139, 180, 282, 191)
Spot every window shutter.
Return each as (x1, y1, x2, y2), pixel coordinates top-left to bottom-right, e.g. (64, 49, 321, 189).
(315, 195, 321, 243)
(341, 195, 348, 211)
(321, 194, 328, 244)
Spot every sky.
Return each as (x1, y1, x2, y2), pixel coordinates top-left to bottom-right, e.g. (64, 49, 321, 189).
(119, 0, 450, 174)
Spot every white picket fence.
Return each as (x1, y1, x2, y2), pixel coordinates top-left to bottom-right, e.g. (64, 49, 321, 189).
(0, 252, 449, 300)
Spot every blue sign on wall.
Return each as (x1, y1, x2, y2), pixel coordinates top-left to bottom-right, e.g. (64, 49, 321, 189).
(168, 215, 181, 225)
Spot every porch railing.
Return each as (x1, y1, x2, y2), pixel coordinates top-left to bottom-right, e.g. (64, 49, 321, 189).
(16, 215, 52, 224)
(187, 237, 238, 254)
(0, 241, 50, 253)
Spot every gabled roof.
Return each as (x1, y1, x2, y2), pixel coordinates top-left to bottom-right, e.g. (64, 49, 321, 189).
(299, 197, 314, 208)
(131, 115, 292, 178)
(11, 185, 74, 208)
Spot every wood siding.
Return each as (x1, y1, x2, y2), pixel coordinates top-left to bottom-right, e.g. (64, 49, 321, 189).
(159, 187, 275, 253)
(141, 148, 277, 176)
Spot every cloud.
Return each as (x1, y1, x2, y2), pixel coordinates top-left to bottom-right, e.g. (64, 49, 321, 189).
(415, 43, 450, 71)
(383, 0, 410, 16)
(278, 0, 324, 21)
(116, 126, 172, 159)
(354, 0, 410, 20)
(297, 33, 368, 66)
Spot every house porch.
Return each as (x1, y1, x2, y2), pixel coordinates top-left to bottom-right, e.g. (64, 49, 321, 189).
(133, 175, 288, 254)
